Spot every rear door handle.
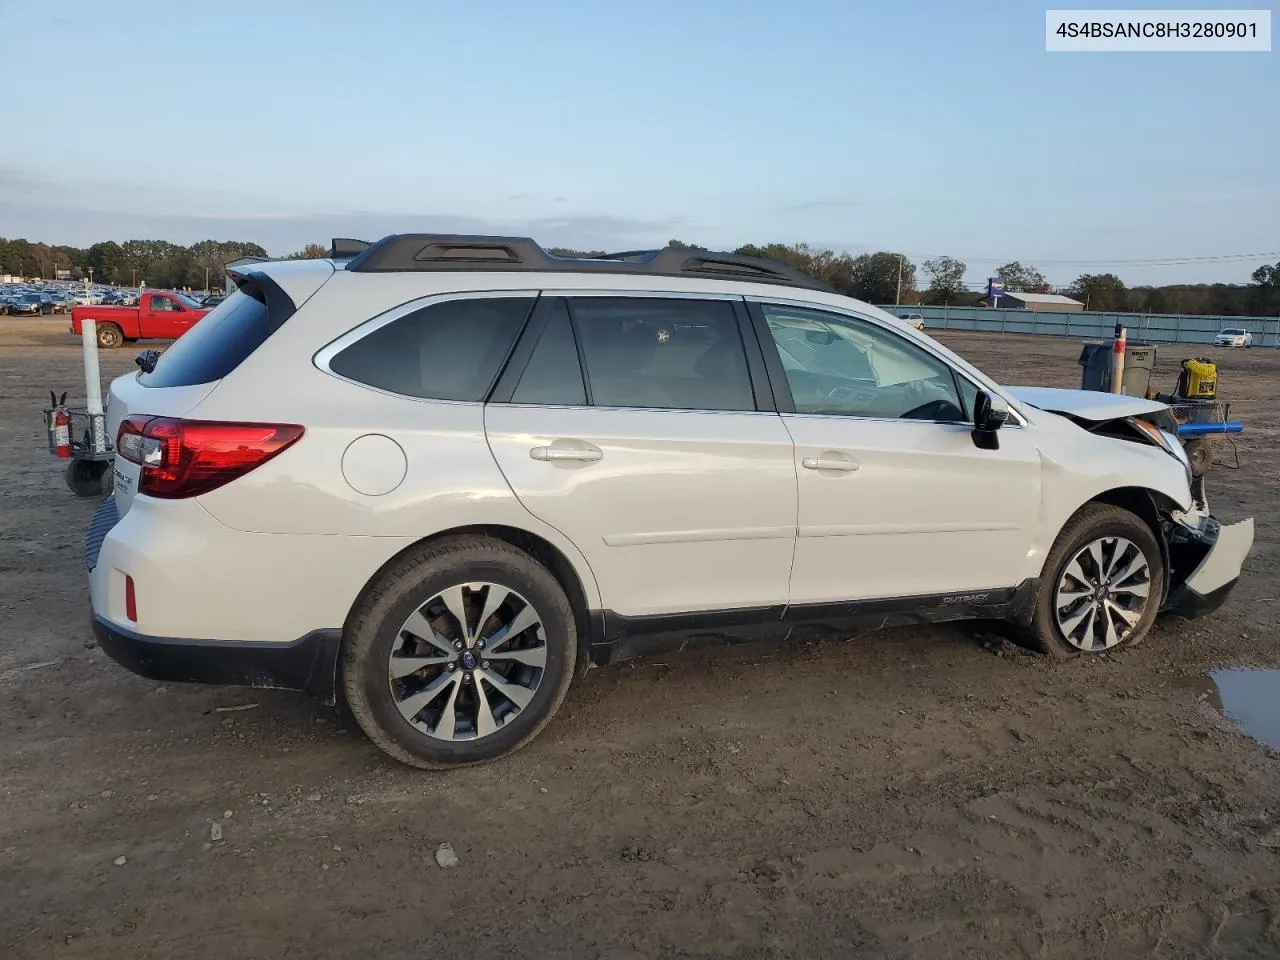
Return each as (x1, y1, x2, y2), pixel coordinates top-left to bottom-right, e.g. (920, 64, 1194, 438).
(802, 454, 861, 472)
(530, 442, 603, 463)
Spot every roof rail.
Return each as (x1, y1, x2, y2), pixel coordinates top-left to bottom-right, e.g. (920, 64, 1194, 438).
(329, 238, 371, 259)
(343, 234, 833, 292)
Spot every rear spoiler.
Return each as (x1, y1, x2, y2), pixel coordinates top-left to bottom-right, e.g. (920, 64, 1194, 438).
(227, 270, 298, 328)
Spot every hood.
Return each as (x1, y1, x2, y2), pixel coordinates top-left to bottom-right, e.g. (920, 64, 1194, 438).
(1008, 386, 1167, 422)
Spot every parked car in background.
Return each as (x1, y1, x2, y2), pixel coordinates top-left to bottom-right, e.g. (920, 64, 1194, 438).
(898, 313, 926, 331)
(1214, 328, 1253, 348)
(200, 294, 226, 308)
(10, 294, 45, 316)
(70, 291, 210, 348)
(87, 234, 1253, 769)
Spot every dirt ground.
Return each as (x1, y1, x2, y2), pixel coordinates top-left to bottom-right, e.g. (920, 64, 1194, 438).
(1, 319, 1278, 960)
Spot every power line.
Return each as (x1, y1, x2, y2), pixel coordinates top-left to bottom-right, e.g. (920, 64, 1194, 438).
(900, 250, 1280, 267)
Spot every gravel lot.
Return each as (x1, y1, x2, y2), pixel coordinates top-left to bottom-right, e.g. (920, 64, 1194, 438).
(2, 319, 1278, 959)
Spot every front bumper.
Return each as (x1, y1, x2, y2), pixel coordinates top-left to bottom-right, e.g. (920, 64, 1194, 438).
(1164, 516, 1254, 618)
(93, 616, 341, 702)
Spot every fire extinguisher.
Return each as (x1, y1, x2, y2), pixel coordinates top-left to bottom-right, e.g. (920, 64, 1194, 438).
(50, 390, 71, 459)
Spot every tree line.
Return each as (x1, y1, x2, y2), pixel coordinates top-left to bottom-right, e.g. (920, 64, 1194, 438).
(0, 237, 268, 290)
(550, 240, 1280, 318)
(5, 234, 1278, 317)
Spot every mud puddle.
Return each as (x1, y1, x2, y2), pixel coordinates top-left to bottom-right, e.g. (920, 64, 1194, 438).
(1197, 669, 1280, 750)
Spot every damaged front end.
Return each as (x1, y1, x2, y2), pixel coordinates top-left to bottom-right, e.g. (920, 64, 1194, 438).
(1162, 504, 1255, 619)
(1073, 412, 1254, 619)
(1008, 387, 1253, 620)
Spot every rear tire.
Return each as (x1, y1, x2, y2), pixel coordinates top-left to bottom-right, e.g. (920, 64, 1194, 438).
(341, 536, 577, 769)
(96, 323, 123, 348)
(1028, 504, 1165, 658)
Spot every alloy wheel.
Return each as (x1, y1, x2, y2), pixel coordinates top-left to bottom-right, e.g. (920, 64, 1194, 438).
(388, 582, 547, 741)
(1054, 536, 1152, 651)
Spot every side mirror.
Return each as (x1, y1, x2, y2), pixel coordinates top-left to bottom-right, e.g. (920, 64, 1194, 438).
(971, 390, 1008, 450)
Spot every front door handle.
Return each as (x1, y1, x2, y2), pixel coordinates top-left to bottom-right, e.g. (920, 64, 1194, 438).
(802, 454, 861, 472)
(530, 442, 603, 463)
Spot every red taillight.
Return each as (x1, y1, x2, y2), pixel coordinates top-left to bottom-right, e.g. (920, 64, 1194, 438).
(115, 416, 304, 499)
(125, 575, 137, 622)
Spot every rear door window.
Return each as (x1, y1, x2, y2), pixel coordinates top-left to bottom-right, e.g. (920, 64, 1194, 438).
(139, 288, 278, 388)
(327, 296, 534, 401)
(510, 300, 587, 405)
(567, 297, 755, 411)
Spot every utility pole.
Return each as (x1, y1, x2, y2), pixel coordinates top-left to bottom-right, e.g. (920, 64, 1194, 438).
(895, 255, 904, 306)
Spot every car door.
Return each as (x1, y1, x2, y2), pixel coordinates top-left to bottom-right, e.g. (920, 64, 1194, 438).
(146, 294, 193, 339)
(485, 294, 797, 619)
(749, 300, 1042, 606)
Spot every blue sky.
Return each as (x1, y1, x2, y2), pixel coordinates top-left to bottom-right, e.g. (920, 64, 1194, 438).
(0, 0, 1276, 285)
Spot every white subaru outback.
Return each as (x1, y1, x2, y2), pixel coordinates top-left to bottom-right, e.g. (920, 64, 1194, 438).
(88, 235, 1254, 768)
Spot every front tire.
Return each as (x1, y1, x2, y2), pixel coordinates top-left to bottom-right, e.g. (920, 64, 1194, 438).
(1028, 504, 1165, 658)
(96, 323, 123, 348)
(341, 536, 577, 769)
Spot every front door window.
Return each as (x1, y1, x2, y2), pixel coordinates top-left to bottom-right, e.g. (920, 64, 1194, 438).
(763, 304, 965, 422)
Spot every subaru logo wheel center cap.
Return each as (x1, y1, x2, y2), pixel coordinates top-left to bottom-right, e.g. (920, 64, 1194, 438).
(460, 650, 478, 670)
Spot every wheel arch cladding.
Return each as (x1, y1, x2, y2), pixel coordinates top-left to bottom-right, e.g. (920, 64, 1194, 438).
(342, 525, 600, 677)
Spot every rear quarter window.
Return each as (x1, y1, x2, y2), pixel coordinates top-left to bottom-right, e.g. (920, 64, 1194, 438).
(326, 297, 534, 401)
(138, 288, 278, 388)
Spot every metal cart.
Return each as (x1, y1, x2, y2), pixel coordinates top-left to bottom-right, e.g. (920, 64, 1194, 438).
(1165, 400, 1243, 476)
(39, 317, 116, 499)
(41, 405, 114, 498)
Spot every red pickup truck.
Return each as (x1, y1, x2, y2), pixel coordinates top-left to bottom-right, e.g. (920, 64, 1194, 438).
(70, 292, 211, 348)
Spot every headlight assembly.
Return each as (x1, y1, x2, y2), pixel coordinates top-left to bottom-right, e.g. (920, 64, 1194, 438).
(1127, 416, 1191, 479)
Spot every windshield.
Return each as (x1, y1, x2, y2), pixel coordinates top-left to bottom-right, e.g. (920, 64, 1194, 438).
(1220, 329, 1245, 336)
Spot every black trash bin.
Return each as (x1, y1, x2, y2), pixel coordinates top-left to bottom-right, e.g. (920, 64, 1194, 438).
(1078, 343, 1112, 392)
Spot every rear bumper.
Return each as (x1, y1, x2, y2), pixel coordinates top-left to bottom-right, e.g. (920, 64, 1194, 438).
(1164, 516, 1254, 618)
(93, 616, 341, 702)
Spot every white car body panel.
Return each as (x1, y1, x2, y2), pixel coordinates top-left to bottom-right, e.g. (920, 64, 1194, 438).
(486, 404, 797, 616)
(91, 496, 417, 642)
(88, 256, 1244, 660)
(1008, 386, 1167, 421)
(781, 415, 1042, 602)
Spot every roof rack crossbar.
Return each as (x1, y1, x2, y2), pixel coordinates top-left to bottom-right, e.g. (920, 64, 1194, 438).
(344, 234, 832, 291)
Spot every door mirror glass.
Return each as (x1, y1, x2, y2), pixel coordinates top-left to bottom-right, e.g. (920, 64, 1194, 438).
(971, 390, 1008, 449)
